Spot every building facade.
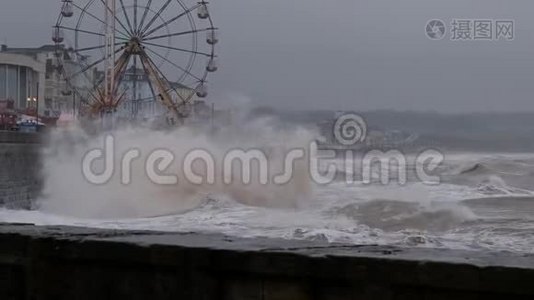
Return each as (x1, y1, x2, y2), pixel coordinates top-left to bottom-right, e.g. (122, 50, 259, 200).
(0, 47, 45, 113)
(0, 44, 73, 118)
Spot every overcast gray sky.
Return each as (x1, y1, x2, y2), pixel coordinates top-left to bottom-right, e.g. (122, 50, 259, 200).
(1, 0, 533, 112)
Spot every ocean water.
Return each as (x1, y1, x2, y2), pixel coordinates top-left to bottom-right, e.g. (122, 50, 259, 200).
(0, 126, 533, 254)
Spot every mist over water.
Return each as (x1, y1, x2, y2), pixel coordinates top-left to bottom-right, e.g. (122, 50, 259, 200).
(0, 114, 533, 254)
(35, 118, 315, 218)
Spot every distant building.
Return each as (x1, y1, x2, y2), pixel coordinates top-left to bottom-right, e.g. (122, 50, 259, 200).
(117, 66, 202, 120)
(117, 66, 161, 119)
(0, 45, 45, 113)
(0, 44, 75, 118)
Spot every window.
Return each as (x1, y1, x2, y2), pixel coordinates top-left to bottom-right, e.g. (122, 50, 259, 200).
(19, 67, 27, 109)
(0, 65, 6, 99)
(7, 65, 18, 102)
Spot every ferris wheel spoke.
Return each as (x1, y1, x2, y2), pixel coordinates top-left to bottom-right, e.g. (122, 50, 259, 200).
(137, 0, 153, 33)
(89, 78, 105, 95)
(99, 0, 133, 36)
(86, 55, 131, 108)
(113, 52, 133, 89)
(88, 89, 105, 106)
(76, 41, 124, 54)
(142, 41, 213, 58)
(144, 47, 202, 82)
(142, 3, 201, 38)
(71, 2, 130, 39)
(144, 53, 192, 105)
(132, 54, 138, 116)
(57, 25, 104, 38)
(144, 73, 158, 104)
(133, 0, 138, 33)
(143, 28, 213, 42)
(70, 58, 106, 79)
(76, 77, 105, 107)
(140, 0, 172, 36)
(70, 47, 124, 79)
(131, 90, 165, 104)
(141, 52, 182, 105)
(75, 44, 106, 53)
(143, 53, 171, 91)
(88, 50, 128, 101)
(138, 55, 171, 105)
(118, 0, 135, 35)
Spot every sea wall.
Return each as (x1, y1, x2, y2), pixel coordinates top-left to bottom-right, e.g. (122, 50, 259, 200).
(0, 131, 42, 209)
(0, 223, 533, 299)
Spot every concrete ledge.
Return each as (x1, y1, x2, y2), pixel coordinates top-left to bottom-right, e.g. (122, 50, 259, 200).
(0, 223, 533, 299)
(0, 131, 42, 144)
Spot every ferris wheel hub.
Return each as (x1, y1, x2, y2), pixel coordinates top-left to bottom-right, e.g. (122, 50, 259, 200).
(125, 38, 143, 55)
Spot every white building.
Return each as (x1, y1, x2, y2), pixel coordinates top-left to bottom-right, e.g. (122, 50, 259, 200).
(0, 44, 75, 118)
(0, 45, 45, 113)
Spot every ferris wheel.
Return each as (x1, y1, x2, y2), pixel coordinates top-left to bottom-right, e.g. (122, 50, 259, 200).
(53, 0, 218, 121)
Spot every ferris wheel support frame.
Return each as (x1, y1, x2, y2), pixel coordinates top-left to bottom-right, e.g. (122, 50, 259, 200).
(104, 0, 117, 111)
(90, 37, 184, 122)
(98, 0, 189, 121)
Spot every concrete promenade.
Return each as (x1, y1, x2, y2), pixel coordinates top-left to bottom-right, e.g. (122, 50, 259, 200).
(0, 223, 533, 299)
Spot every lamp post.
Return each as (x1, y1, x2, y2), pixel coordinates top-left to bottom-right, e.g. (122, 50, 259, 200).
(35, 97, 38, 125)
(73, 91, 76, 120)
(36, 81, 39, 126)
(26, 97, 38, 124)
